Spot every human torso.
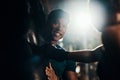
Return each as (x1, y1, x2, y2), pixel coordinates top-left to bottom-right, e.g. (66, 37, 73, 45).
(97, 25, 120, 80)
(48, 45, 76, 79)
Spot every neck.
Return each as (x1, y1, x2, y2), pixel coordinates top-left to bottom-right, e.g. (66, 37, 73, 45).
(51, 41, 57, 46)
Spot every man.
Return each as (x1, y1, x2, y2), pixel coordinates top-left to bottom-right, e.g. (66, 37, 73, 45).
(37, 9, 78, 80)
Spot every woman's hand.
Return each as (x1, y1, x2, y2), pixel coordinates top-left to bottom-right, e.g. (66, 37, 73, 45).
(45, 63, 59, 80)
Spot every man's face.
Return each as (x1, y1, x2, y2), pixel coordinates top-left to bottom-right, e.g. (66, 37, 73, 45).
(50, 18, 68, 42)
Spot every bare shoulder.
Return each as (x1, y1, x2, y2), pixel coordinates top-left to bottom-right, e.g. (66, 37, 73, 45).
(106, 24, 120, 32)
(104, 25, 120, 47)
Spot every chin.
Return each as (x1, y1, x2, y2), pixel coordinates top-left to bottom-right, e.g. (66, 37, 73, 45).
(53, 37, 60, 42)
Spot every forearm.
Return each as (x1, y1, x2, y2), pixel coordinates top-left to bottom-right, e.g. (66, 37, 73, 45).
(68, 45, 104, 63)
(68, 50, 95, 63)
(38, 44, 103, 62)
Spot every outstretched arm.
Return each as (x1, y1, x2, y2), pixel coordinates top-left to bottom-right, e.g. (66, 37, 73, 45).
(68, 44, 104, 63)
(34, 43, 104, 62)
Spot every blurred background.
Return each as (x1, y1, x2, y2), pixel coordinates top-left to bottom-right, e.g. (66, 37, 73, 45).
(5, 0, 109, 80)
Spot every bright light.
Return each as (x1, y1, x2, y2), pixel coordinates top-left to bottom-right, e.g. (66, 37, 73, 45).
(90, 1, 107, 31)
(70, 6, 91, 27)
(75, 65, 81, 73)
(62, 0, 106, 34)
(70, 10, 91, 35)
(59, 0, 103, 49)
(62, 0, 93, 35)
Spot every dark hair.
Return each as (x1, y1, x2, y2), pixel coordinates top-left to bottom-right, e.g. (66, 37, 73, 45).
(47, 9, 69, 24)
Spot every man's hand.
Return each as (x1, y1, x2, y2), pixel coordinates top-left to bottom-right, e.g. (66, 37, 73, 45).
(45, 63, 59, 80)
